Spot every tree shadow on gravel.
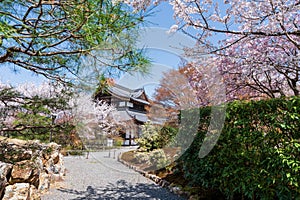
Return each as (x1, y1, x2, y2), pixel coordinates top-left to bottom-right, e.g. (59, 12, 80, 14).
(57, 179, 186, 200)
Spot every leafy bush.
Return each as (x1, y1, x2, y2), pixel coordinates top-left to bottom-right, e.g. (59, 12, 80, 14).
(137, 122, 178, 152)
(159, 126, 179, 147)
(114, 138, 123, 147)
(134, 152, 149, 164)
(148, 149, 170, 169)
(178, 96, 300, 199)
(137, 123, 160, 152)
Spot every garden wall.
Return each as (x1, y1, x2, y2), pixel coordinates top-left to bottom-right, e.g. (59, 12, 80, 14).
(0, 136, 65, 200)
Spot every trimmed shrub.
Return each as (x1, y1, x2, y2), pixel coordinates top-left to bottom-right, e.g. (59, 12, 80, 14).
(178, 96, 300, 199)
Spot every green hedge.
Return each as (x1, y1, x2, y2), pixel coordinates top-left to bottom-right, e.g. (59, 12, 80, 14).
(178, 96, 300, 199)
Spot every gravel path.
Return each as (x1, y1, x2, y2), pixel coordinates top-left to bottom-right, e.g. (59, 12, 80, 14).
(41, 147, 186, 200)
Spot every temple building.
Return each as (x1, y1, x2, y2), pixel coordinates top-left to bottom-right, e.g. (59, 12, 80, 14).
(94, 83, 150, 145)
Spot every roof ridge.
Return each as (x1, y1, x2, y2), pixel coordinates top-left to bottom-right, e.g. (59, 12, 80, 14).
(111, 84, 144, 92)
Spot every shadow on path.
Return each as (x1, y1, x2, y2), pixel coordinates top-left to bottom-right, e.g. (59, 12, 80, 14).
(56, 180, 184, 200)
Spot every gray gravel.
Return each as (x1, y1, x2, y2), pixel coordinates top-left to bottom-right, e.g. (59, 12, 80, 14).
(41, 147, 186, 200)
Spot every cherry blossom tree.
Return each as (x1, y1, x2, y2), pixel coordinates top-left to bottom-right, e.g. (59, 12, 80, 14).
(126, 0, 300, 99)
(153, 0, 299, 52)
(181, 0, 299, 99)
(154, 68, 199, 109)
(217, 36, 299, 99)
(70, 93, 121, 141)
(154, 60, 226, 108)
(1, 80, 120, 145)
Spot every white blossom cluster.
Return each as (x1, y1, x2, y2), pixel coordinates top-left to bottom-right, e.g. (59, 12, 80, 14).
(70, 93, 121, 140)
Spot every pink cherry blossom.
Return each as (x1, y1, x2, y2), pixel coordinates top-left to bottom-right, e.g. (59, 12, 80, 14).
(124, 0, 299, 100)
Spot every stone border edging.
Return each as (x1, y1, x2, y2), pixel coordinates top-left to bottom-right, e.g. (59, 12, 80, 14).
(118, 151, 189, 199)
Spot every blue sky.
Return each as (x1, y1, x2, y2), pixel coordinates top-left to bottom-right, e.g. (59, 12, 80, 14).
(118, 3, 197, 96)
(118, 24, 196, 97)
(0, 2, 186, 96)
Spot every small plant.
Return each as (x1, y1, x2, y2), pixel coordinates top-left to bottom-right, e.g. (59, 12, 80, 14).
(134, 152, 149, 164)
(137, 122, 178, 152)
(114, 137, 123, 147)
(45, 147, 53, 154)
(68, 150, 84, 156)
(148, 149, 170, 169)
(137, 123, 160, 152)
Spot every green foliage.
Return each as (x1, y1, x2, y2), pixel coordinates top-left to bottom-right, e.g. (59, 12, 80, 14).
(114, 138, 123, 147)
(64, 146, 85, 156)
(137, 122, 161, 152)
(137, 122, 178, 152)
(134, 152, 149, 164)
(178, 96, 300, 199)
(0, 82, 76, 145)
(0, 0, 149, 82)
(9, 95, 75, 143)
(148, 149, 170, 169)
(159, 126, 179, 147)
(134, 149, 170, 169)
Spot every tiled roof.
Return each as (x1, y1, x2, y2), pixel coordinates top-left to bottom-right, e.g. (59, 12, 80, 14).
(113, 109, 149, 123)
(107, 84, 145, 100)
(127, 110, 148, 123)
(131, 97, 150, 105)
(113, 110, 132, 122)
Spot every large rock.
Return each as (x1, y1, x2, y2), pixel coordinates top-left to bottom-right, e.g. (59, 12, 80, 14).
(0, 161, 13, 178)
(51, 152, 60, 165)
(0, 175, 7, 199)
(9, 160, 40, 188)
(44, 151, 66, 179)
(29, 185, 41, 200)
(38, 172, 50, 192)
(0, 137, 41, 163)
(2, 183, 30, 200)
(0, 161, 12, 198)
